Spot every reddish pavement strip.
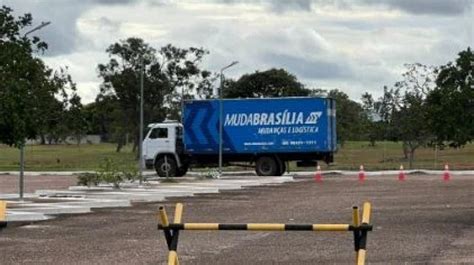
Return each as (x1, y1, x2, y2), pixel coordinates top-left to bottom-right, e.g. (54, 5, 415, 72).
(0, 174, 77, 194)
(0, 174, 473, 264)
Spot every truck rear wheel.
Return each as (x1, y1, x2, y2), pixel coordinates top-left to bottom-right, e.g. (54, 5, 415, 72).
(155, 156, 177, 178)
(278, 161, 286, 176)
(175, 166, 188, 177)
(275, 156, 285, 176)
(255, 156, 278, 176)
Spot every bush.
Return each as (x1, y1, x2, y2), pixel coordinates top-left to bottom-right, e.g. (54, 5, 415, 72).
(76, 159, 141, 188)
(121, 164, 140, 182)
(197, 168, 219, 179)
(97, 158, 123, 188)
(77, 172, 100, 187)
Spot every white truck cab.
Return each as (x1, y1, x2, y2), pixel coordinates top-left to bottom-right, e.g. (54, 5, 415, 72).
(143, 121, 187, 177)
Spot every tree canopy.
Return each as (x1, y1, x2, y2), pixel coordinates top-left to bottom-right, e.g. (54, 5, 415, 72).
(327, 89, 367, 145)
(427, 48, 474, 147)
(0, 6, 80, 147)
(97, 38, 213, 151)
(223, 68, 310, 98)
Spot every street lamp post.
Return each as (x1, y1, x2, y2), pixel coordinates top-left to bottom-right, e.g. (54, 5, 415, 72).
(23, 22, 51, 38)
(19, 21, 51, 200)
(218, 61, 238, 178)
(139, 58, 144, 184)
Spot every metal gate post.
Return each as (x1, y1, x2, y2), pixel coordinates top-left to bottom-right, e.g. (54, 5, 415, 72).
(0, 201, 6, 231)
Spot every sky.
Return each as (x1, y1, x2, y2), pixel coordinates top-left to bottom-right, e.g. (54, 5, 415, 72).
(4, 0, 473, 103)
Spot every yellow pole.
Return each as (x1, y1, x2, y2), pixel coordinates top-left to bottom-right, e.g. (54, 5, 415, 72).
(357, 249, 366, 265)
(352, 206, 360, 263)
(361, 202, 371, 224)
(159, 207, 170, 227)
(0, 201, 6, 222)
(174, 203, 183, 224)
(173, 203, 183, 265)
(168, 251, 177, 265)
(184, 223, 219, 230)
(247, 224, 285, 231)
(312, 224, 350, 231)
(352, 206, 360, 227)
(159, 207, 173, 265)
(357, 202, 371, 265)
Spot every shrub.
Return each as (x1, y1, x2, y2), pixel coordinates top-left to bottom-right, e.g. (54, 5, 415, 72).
(97, 158, 123, 189)
(121, 164, 140, 182)
(76, 159, 141, 188)
(197, 168, 219, 179)
(77, 172, 100, 186)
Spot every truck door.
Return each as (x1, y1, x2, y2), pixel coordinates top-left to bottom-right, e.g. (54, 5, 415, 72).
(144, 126, 175, 160)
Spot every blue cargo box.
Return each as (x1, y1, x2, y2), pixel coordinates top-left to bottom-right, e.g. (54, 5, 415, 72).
(183, 97, 336, 154)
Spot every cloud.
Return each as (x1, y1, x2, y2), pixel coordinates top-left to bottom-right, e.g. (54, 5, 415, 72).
(261, 52, 351, 79)
(2, 0, 472, 104)
(366, 0, 472, 15)
(3, 0, 138, 56)
(217, 0, 472, 15)
(266, 0, 312, 13)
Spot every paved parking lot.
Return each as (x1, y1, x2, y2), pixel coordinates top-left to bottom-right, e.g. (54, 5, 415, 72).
(0, 174, 473, 264)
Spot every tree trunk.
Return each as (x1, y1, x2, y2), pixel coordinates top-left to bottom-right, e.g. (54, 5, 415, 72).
(116, 135, 125, 152)
(40, 134, 46, 145)
(408, 149, 415, 169)
(369, 139, 376, 147)
(132, 137, 138, 152)
(402, 142, 409, 159)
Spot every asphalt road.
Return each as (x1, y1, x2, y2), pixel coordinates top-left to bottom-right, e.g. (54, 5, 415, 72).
(0, 174, 473, 264)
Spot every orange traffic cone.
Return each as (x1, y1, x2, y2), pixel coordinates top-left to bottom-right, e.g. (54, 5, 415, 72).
(398, 165, 406, 181)
(314, 165, 322, 182)
(358, 165, 366, 182)
(443, 164, 451, 181)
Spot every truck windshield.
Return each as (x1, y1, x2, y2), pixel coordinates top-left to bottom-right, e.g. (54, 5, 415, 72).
(142, 127, 153, 140)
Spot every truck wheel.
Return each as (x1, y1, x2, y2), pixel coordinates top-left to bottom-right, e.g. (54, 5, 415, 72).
(278, 162, 286, 176)
(255, 156, 278, 176)
(175, 166, 188, 177)
(275, 156, 285, 176)
(155, 156, 177, 178)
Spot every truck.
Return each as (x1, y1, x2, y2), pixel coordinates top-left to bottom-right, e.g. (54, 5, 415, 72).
(143, 97, 336, 177)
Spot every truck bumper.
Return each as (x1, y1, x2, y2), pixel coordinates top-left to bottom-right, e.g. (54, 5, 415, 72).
(145, 159, 154, 169)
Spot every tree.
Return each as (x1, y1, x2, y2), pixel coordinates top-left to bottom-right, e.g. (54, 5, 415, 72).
(223, 68, 310, 98)
(0, 6, 79, 198)
(393, 92, 432, 168)
(427, 48, 474, 147)
(36, 68, 84, 144)
(378, 64, 437, 168)
(66, 92, 87, 145)
(327, 89, 366, 146)
(97, 38, 212, 152)
(0, 6, 50, 147)
(360, 92, 384, 146)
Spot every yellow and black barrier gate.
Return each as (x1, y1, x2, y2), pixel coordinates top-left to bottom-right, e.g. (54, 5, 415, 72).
(157, 202, 372, 265)
(0, 201, 7, 231)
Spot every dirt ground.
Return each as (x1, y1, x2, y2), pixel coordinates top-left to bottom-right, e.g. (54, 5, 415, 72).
(0, 174, 77, 194)
(0, 174, 473, 264)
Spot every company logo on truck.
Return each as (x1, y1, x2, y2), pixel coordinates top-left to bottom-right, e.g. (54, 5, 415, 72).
(224, 111, 322, 126)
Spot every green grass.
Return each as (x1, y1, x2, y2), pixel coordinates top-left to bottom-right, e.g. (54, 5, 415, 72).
(323, 141, 474, 170)
(0, 143, 135, 171)
(1, 141, 473, 171)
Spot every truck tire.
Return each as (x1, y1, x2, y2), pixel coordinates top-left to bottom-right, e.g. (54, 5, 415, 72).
(175, 166, 188, 177)
(278, 161, 286, 176)
(275, 156, 285, 176)
(155, 156, 177, 178)
(255, 156, 278, 176)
